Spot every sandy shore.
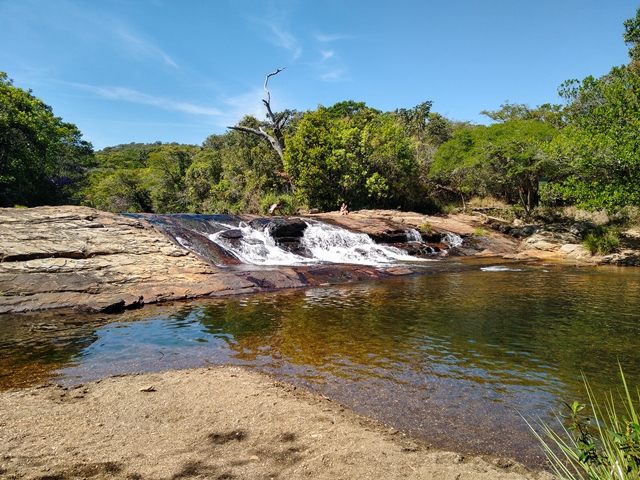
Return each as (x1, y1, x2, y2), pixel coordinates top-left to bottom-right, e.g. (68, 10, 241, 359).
(0, 366, 554, 480)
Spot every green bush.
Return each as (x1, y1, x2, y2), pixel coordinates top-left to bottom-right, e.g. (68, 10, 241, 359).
(583, 227, 620, 255)
(419, 222, 433, 234)
(527, 364, 640, 479)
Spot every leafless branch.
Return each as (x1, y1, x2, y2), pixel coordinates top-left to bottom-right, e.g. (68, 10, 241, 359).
(227, 67, 287, 160)
(264, 67, 286, 106)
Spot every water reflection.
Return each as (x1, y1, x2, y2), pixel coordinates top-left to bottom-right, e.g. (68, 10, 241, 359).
(1, 260, 639, 468)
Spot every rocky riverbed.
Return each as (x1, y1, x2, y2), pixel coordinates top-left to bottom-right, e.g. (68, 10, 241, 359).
(2, 205, 634, 315)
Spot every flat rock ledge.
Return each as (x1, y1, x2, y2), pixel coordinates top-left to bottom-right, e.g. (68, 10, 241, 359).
(0, 206, 416, 314)
(0, 206, 616, 315)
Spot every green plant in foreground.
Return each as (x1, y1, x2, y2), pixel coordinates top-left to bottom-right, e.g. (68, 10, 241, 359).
(472, 227, 489, 236)
(527, 364, 640, 479)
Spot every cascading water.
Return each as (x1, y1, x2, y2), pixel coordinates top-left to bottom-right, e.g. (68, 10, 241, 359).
(406, 229, 423, 242)
(210, 222, 308, 266)
(124, 213, 463, 267)
(300, 222, 423, 265)
(441, 231, 463, 248)
(209, 221, 428, 266)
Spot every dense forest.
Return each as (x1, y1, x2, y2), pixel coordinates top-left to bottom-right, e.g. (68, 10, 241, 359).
(3, 9, 640, 221)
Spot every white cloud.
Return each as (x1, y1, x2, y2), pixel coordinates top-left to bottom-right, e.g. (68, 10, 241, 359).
(320, 69, 347, 82)
(268, 23, 303, 59)
(315, 33, 351, 43)
(321, 50, 335, 60)
(76, 84, 222, 116)
(115, 27, 178, 68)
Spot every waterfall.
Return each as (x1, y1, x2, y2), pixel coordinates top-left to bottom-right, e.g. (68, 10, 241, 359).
(210, 222, 308, 266)
(406, 229, 423, 242)
(209, 221, 427, 266)
(441, 232, 463, 248)
(123, 213, 462, 267)
(300, 222, 423, 265)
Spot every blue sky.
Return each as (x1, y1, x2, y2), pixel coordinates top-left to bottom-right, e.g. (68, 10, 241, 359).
(1, 0, 635, 150)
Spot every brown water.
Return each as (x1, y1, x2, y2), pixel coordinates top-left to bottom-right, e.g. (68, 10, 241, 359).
(1, 258, 639, 468)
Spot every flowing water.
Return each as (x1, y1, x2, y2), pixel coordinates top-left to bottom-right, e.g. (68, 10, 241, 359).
(207, 220, 430, 266)
(2, 216, 639, 468)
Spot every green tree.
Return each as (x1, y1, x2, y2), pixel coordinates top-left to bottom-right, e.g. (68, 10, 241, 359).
(624, 7, 640, 70)
(83, 142, 164, 212)
(431, 113, 558, 213)
(83, 169, 153, 213)
(284, 102, 421, 211)
(481, 102, 566, 129)
(194, 116, 293, 214)
(0, 72, 94, 207)
(544, 66, 640, 210)
(145, 144, 199, 212)
(184, 148, 223, 211)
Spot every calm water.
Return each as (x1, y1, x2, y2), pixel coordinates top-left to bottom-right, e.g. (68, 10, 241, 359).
(1, 258, 639, 468)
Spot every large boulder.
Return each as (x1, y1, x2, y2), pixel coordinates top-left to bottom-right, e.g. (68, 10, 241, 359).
(248, 218, 308, 242)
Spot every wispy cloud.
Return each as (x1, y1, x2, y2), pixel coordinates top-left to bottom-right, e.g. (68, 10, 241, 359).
(320, 69, 347, 82)
(320, 50, 335, 60)
(267, 23, 302, 59)
(312, 31, 351, 82)
(315, 33, 351, 43)
(115, 27, 178, 68)
(76, 84, 222, 116)
(219, 87, 269, 126)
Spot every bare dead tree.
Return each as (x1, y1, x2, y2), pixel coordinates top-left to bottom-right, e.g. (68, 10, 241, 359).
(227, 67, 289, 159)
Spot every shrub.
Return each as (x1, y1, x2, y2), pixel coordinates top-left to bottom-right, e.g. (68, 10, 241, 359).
(441, 204, 458, 214)
(583, 227, 620, 255)
(419, 222, 433, 234)
(527, 364, 640, 479)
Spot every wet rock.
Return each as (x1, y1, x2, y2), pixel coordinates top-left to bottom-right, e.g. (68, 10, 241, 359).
(569, 221, 596, 237)
(249, 218, 308, 240)
(219, 229, 243, 239)
(385, 267, 414, 276)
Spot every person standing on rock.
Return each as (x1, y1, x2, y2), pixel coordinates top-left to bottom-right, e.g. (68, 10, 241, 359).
(340, 203, 349, 216)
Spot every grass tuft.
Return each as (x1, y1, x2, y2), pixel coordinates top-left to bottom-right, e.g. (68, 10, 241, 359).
(526, 363, 640, 479)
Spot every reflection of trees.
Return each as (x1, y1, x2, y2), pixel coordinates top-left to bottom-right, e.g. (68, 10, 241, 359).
(0, 304, 191, 390)
(0, 311, 105, 389)
(5, 266, 638, 399)
(195, 267, 640, 397)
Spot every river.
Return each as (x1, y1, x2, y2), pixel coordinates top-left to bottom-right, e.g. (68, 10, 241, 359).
(1, 257, 638, 468)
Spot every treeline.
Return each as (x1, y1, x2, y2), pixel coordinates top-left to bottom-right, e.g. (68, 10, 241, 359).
(3, 8, 640, 216)
(56, 101, 462, 215)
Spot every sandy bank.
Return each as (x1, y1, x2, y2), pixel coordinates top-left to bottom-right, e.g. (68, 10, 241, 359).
(0, 366, 554, 480)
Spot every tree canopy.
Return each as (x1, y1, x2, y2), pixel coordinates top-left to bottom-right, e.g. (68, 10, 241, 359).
(543, 66, 640, 210)
(0, 72, 94, 207)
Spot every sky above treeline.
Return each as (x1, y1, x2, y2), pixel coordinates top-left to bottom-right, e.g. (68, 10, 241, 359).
(0, 0, 635, 150)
